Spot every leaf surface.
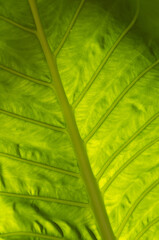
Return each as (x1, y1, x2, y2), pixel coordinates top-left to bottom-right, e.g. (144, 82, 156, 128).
(0, 0, 159, 239)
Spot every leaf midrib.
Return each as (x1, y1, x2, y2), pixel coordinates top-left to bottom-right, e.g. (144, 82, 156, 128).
(28, 0, 115, 239)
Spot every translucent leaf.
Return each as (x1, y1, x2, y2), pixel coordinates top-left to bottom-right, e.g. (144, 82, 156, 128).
(0, 0, 159, 239)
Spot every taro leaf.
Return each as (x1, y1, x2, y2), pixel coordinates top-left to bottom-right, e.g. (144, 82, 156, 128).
(0, 0, 159, 239)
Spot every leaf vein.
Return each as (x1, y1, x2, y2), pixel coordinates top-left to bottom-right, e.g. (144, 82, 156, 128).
(135, 217, 159, 240)
(97, 112, 159, 181)
(0, 152, 79, 178)
(72, 1, 139, 109)
(0, 232, 63, 240)
(84, 60, 159, 143)
(27, 0, 116, 238)
(0, 64, 51, 88)
(102, 138, 159, 193)
(0, 15, 36, 34)
(0, 191, 88, 208)
(54, 0, 85, 57)
(0, 108, 66, 133)
(116, 179, 159, 237)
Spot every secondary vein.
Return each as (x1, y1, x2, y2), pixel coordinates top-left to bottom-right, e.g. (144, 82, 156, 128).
(0, 191, 88, 208)
(84, 59, 159, 143)
(0, 108, 66, 133)
(0, 232, 63, 240)
(134, 217, 159, 240)
(102, 138, 159, 193)
(0, 152, 79, 178)
(0, 15, 36, 34)
(96, 112, 159, 181)
(0, 64, 51, 88)
(116, 179, 159, 237)
(72, 1, 139, 109)
(54, 0, 85, 57)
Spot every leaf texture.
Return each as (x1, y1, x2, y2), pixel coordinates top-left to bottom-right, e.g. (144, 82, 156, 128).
(0, 0, 159, 239)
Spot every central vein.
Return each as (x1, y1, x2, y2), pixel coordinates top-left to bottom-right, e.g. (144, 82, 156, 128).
(28, 0, 115, 239)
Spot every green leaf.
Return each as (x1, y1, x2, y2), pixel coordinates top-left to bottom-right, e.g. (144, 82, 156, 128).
(0, 0, 159, 239)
